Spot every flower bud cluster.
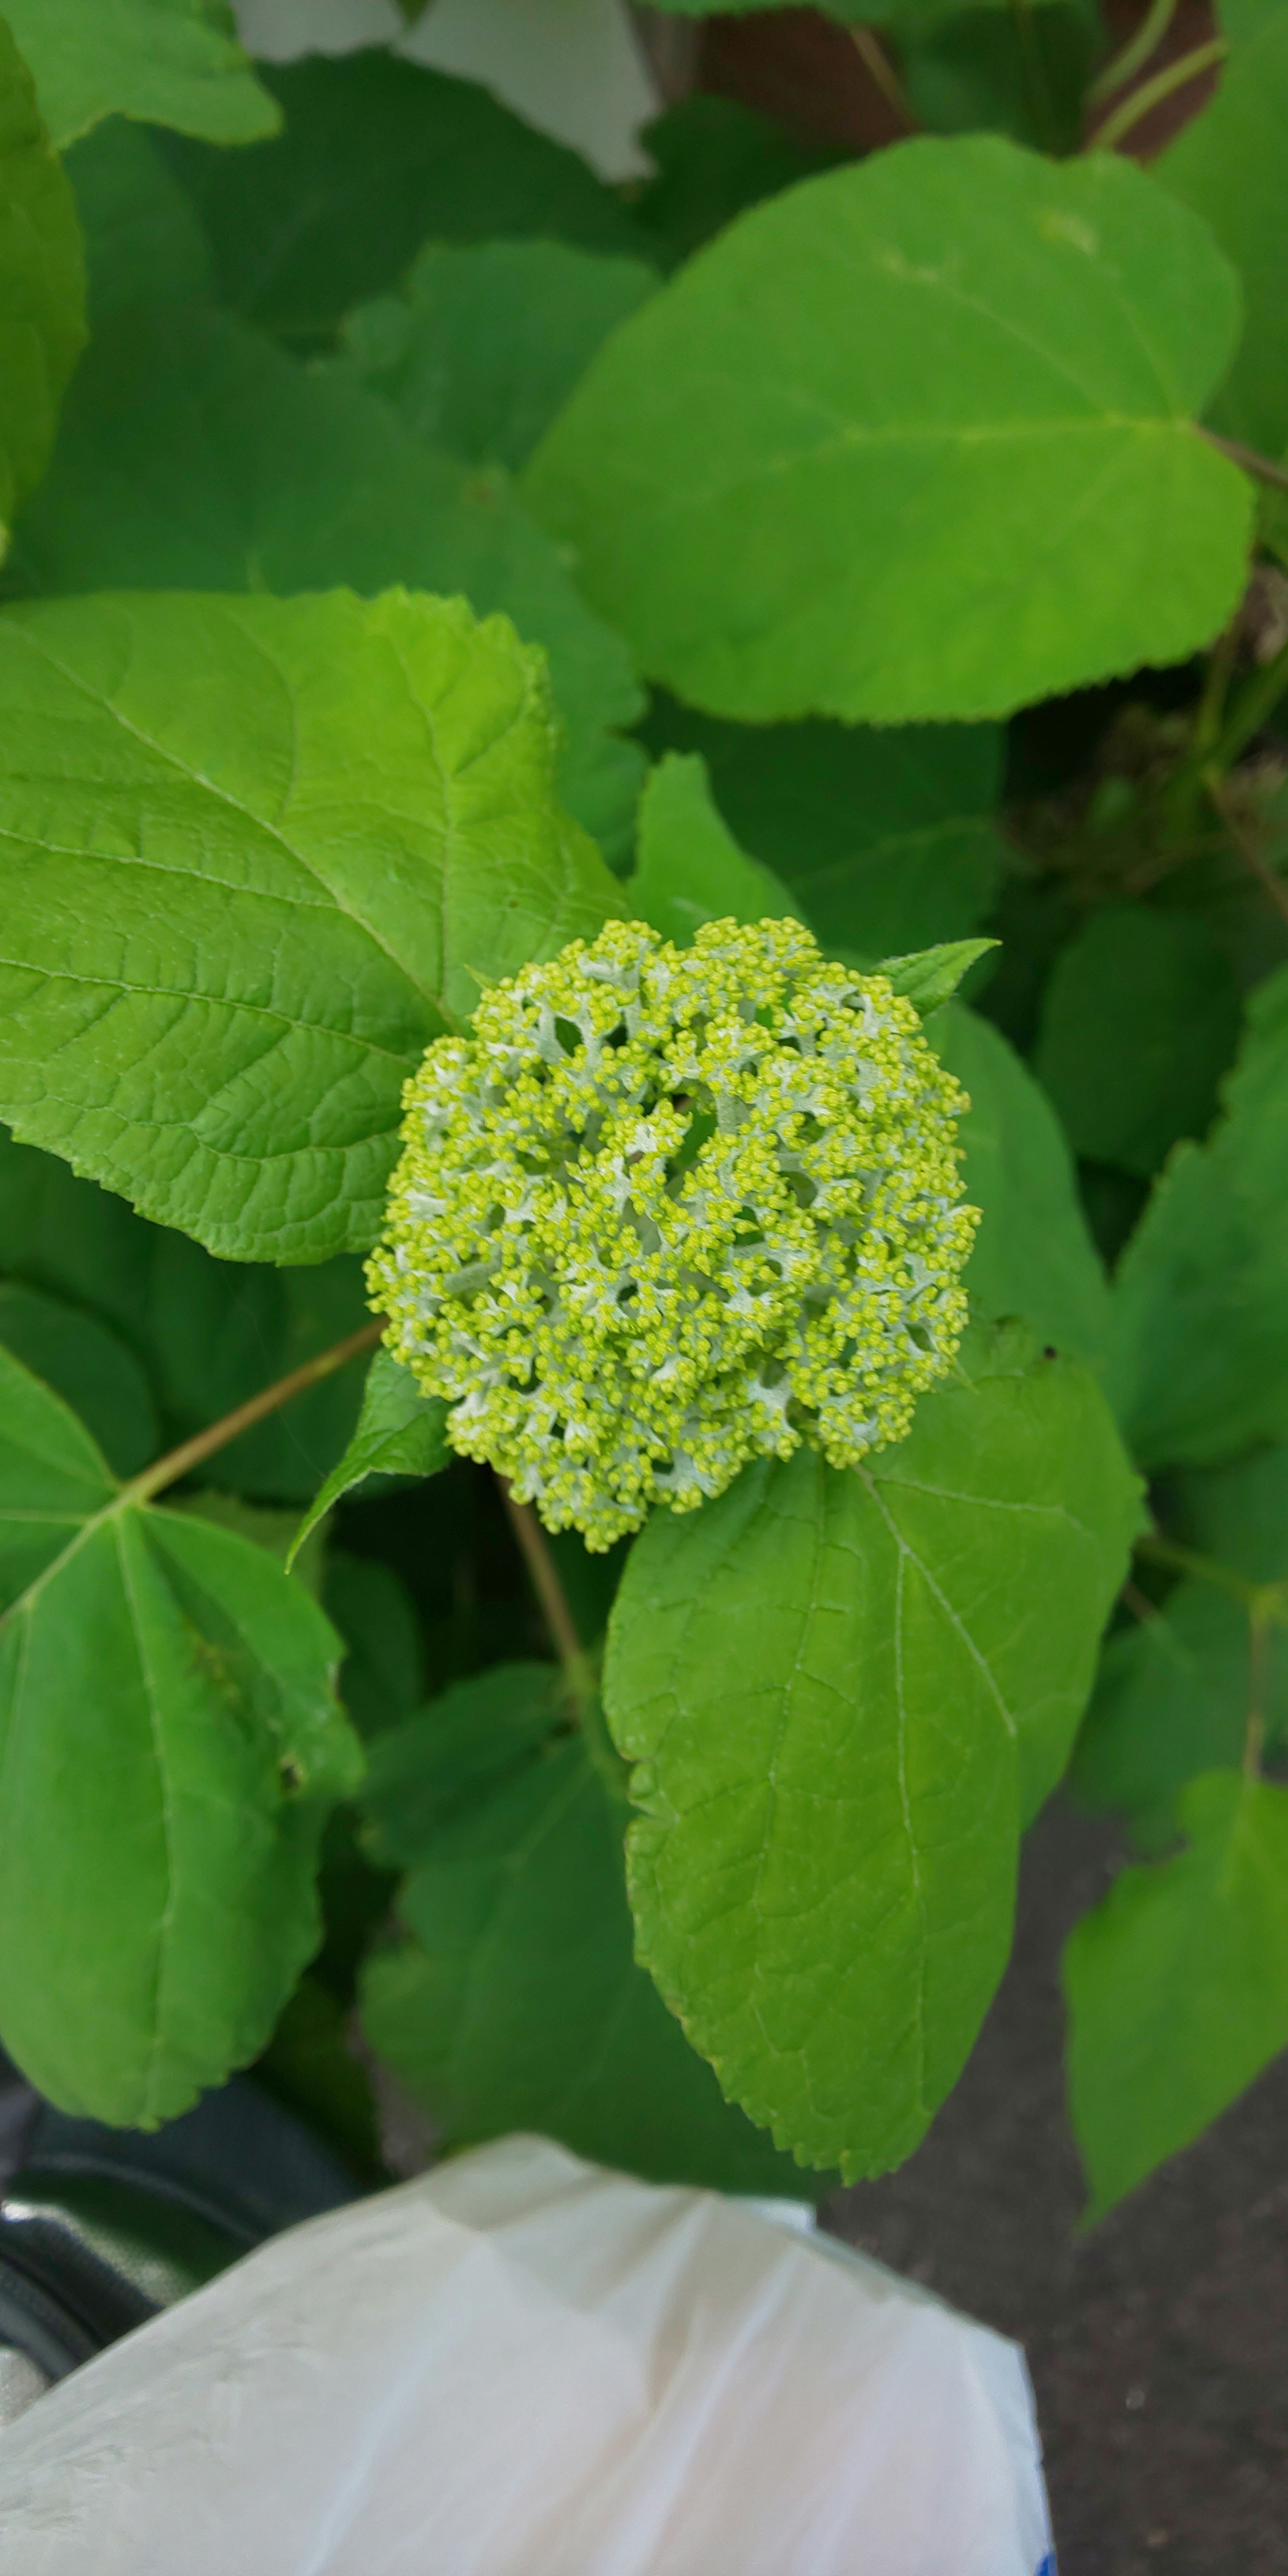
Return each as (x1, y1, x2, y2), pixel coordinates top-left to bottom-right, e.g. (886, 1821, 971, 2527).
(369, 917, 977, 1548)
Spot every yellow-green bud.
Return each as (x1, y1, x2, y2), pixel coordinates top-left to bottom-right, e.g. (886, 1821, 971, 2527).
(368, 917, 977, 1549)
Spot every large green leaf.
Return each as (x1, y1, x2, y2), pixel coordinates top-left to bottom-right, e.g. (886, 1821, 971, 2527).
(11, 301, 645, 862)
(641, 699, 1005, 960)
(342, 238, 657, 476)
(1107, 959, 1288, 1466)
(1156, 10, 1288, 464)
(1034, 906, 1242, 1181)
(0, 1278, 157, 1475)
(628, 752, 803, 945)
(360, 1672, 814, 2192)
(603, 1325, 1141, 2178)
(3, 0, 277, 150)
(527, 137, 1250, 725)
(64, 116, 212, 322)
(161, 51, 646, 342)
(0, 587, 622, 1265)
(0, 21, 85, 543)
(1064, 1771, 1288, 2215)
(0, 1344, 361, 2121)
(929, 1002, 1113, 1364)
(289, 1349, 450, 1568)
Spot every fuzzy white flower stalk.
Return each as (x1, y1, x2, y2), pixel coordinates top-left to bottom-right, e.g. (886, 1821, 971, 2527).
(368, 917, 978, 1550)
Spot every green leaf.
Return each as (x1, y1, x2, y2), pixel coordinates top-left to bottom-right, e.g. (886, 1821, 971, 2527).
(603, 1325, 1141, 2178)
(64, 116, 212, 323)
(0, 1278, 157, 1477)
(0, 21, 85, 540)
(641, 699, 1005, 959)
(929, 1002, 1113, 1365)
(627, 753, 805, 945)
(1034, 905, 1243, 1181)
(361, 1685, 815, 2193)
(361, 1664, 565, 1860)
(3, 0, 276, 150)
(1064, 1771, 1288, 2215)
(170, 1489, 328, 1600)
(1155, 10, 1288, 464)
(877, 939, 997, 1014)
(162, 50, 647, 343)
(289, 1349, 451, 1569)
(342, 238, 657, 475)
(634, 95, 847, 271)
(0, 1345, 362, 2122)
(527, 137, 1251, 725)
(1074, 1444, 1288, 1838)
(324, 1552, 425, 1741)
(12, 300, 645, 863)
(0, 586, 622, 1265)
(1107, 959, 1288, 1466)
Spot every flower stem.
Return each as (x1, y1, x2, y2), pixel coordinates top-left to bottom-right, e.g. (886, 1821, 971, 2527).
(1088, 0, 1177, 103)
(496, 1477, 595, 1706)
(124, 1319, 385, 1508)
(1086, 35, 1225, 151)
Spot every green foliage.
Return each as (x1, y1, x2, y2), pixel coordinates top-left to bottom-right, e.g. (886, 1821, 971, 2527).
(1065, 1773, 1288, 2215)
(161, 52, 645, 342)
(11, 301, 645, 859)
(342, 238, 657, 476)
(0, 587, 622, 1262)
(0, 20, 84, 544)
(3, 0, 277, 150)
(0, 11, 1280, 2216)
(1034, 905, 1243, 1180)
(361, 1668, 814, 2191)
(603, 1324, 1141, 2177)
(527, 138, 1251, 724)
(0, 1345, 361, 2123)
(289, 1350, 450, 1567)
(1108, 960, 1288, 1465)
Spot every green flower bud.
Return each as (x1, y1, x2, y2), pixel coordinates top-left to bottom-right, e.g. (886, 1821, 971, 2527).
(368, 917, 977, 1549)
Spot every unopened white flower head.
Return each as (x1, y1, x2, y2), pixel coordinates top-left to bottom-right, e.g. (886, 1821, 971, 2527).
(369, 917, 977, 1549)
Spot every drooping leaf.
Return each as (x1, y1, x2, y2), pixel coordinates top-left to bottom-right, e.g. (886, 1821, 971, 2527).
(1064, 1771, 1288, 2215)
(1073, 1443, 1288, 1840)
(2, 0, 277, 150)
(161, 51, 646, 342)
(0, 1345, 361, 2122)
(877, 940, 997, 1015)
(628, 752, 804, 945)
(633, 95, 848, 270)
(64, 116, 212, 322)
(169, 1489, 329, 1599)
(342, 238, 657, 475)
(289, 1349, 451, 1569)
(12, 301, 645, 861)
(640, 698, 1005, 959)
(361, 1680, 815, 2193)
(603, 1324, 1141, 2178)
(1107, 959, 1288, 1466)
(929, 1002, 1114, 1365)
(0, 1279, 157, 1476)
(1034, 905, 1243, 1180)
(0, 587, 622, 1265)
(0, 22, 85, 542)
(527, 136, 1251, 726)
(1156, 9, 1288, 465)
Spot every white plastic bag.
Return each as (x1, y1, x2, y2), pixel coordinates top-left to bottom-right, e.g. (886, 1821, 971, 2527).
(0, 2134, 1055, 2574)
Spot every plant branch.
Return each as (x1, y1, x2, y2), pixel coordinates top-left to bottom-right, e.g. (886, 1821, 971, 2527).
(1086, 35, 1225, 150)
(848, 25, 916, 125)
(1199, 428, 1288, 495)
(496, 1476, 594, 1706)
(1209, 628, 1288, 774)
(1088, 0, 1177, 102)
(1134, 1529, 1263, 1606)
(124, 1318, 385, 1508)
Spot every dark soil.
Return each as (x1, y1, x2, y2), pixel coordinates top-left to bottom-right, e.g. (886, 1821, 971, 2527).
(823, 1798, 1288, 2575)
